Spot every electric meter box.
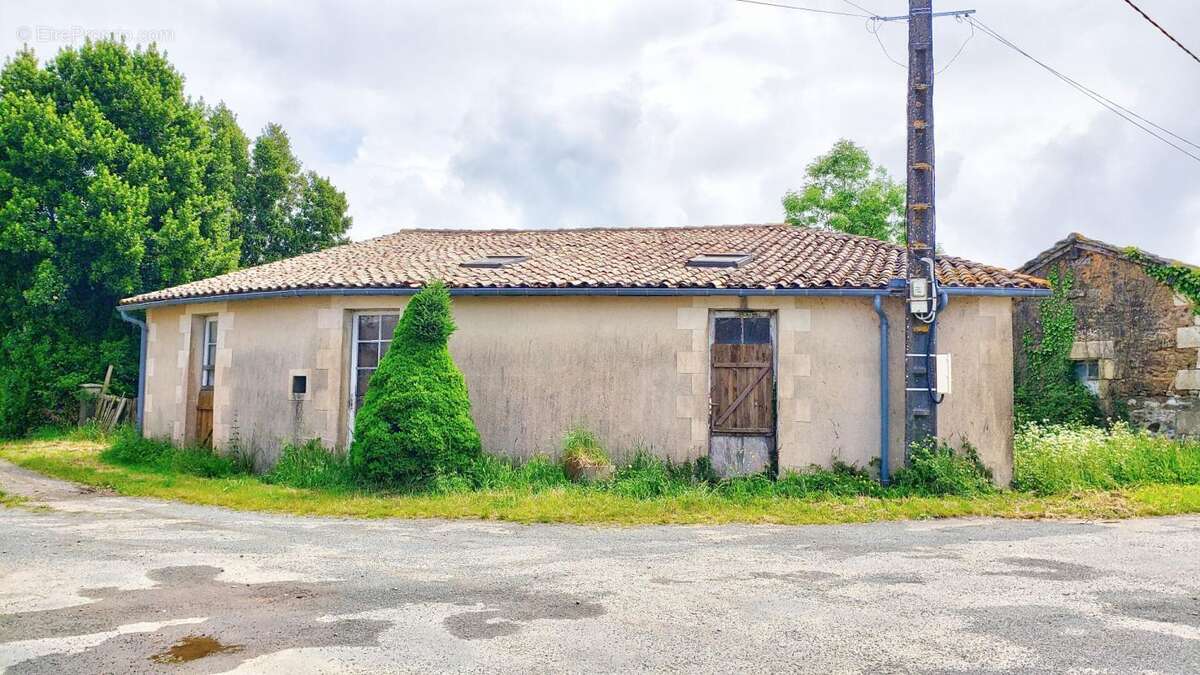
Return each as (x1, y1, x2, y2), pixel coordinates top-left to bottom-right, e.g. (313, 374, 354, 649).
(909, 277, 931, 315)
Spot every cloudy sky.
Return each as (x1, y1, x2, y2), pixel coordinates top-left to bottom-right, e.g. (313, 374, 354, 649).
(3, 0, 1197, 269)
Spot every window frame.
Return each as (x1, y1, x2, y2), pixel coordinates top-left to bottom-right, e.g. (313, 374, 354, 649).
(199, 316, 218, 389)
(349, 311, 401, 418)
(1073, 358, 1101, 394)
(686, 253, 754, 268)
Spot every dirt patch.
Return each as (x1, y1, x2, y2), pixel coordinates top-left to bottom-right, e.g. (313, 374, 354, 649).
(0, 461, 109, 502)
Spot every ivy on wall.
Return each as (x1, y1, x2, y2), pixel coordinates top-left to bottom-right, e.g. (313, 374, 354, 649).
(1014, 268, 1104, 427)
(1125, 247, 1200, 314)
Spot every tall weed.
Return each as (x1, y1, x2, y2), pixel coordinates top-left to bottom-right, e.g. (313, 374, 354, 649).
(892, 439, 994, 496)
(264, 441, 356, 491)
(1014, 422, 1200, 495)
(102, 427, 249, 479)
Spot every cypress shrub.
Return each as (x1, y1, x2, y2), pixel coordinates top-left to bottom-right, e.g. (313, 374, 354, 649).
(348, 281, 482, 487)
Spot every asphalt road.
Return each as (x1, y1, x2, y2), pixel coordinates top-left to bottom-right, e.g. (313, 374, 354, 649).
(1, 461, 1198, 674)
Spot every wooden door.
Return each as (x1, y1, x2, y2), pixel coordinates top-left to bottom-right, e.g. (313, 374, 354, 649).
(709, 313, 775, 477)
(711, 343, 775, 434)
(195, 316, 217, 447)
(196, 388, 214, 447)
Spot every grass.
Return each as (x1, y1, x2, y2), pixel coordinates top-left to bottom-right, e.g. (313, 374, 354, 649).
(102, 429, 254, 479)
(561, 426, 611, 466)
(1014, 422, 1200, 495)
(3, 427, 1200, 525)
(0, 488, 29, 508)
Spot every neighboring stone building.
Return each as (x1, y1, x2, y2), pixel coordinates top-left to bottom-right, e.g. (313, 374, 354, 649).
(119, 224, 1048, 483)
(1016, 233, 1200, 437)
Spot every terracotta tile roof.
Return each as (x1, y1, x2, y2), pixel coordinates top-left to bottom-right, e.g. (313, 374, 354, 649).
(121, 224, 1047, 305)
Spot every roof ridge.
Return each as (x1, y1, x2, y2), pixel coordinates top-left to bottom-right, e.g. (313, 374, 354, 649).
(1019, 232, 1196, 273)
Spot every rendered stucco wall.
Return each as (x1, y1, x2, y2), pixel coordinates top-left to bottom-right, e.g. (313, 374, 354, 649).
(937, 296, 1016, 486)
(141, 293, 1014, 482)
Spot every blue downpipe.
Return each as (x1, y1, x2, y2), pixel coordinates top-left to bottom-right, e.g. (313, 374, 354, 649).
(117, 309, 147, 433)
(872, 295, 890, 485)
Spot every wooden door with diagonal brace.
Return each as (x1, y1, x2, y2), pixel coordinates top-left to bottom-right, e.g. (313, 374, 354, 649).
(709, 312, 775, 476)
(711, 342, 774, 434)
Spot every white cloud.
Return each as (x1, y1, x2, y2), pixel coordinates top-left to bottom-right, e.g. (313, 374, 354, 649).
(3, 0, 1197, 268)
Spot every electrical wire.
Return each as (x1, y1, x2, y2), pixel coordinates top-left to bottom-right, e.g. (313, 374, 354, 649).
(967, 16, 1200, 164)
(935, 16, 975, 74)
(734, 0, 1197, 163)
(974, 18, 1199, 152)
(863, 13, 974, 73)
(865, 18, 907, 68)
(838, 0, 878, 17)
(1121, 0, 1200, 65)
(732, 0, 871, 18)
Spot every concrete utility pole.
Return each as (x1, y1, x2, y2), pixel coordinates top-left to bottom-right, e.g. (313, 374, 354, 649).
(903, 0, 938, 453)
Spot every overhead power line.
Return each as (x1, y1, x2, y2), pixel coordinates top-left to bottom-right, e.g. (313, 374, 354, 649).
(934, 16, 975, 74)
(1121, 0, 1200, 65)
(966, 17, 1200, 163)
(732, 0, 870, 18)
(732, 0, 1199, 164)
(838, 0, 877, 16)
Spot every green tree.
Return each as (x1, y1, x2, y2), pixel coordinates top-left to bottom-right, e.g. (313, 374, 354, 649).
(205, 102, 251, 243)
(782, 139, 906, 244)
(1014, 268, 1104, 427)
(238, 124, 350, 267)
(349, 282, 483, 487)
(0, 41, 241, 435)
(0, 39, 350, 435)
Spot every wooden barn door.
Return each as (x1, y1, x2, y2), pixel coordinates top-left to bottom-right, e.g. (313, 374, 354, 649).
(195, 317, 217, 447)
(709, 312, 775, 477)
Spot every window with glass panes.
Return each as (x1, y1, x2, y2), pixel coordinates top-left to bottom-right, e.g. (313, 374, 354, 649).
(1073, 359, 1101, 394)
(200, 317, 218, 388)
(352, 313, 399, 412)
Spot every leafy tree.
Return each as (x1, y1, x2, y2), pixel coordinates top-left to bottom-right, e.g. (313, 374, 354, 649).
(205, 102, 251, 241)
(1014, 268, 1104, 427)
(0, 41, 241, 435)
(0, 39, 351, 436)
(782, 139, 906, 244)
(349, 282, 483, 487)
(238, 124, 350, 266)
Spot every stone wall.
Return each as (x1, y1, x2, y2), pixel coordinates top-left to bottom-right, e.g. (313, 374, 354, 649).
(1014, 247, 1200, 437)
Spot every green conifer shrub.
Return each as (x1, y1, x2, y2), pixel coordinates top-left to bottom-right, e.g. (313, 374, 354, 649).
(348, 281, 482, 487)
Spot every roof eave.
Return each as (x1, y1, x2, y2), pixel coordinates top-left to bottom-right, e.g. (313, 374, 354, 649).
(118, 283, 1049, 311)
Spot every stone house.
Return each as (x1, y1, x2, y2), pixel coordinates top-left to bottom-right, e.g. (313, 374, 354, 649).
(118, 224, 1048, 483)
(1015, 233, 1200, 437)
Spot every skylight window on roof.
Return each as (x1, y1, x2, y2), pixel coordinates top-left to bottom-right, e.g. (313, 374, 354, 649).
(460, 255, 528, 269)
(686, 253, 753, 268)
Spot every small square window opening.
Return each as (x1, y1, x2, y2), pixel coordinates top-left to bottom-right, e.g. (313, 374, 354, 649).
(291, 375, 307, 395)
(1073, 359, 1101, 395)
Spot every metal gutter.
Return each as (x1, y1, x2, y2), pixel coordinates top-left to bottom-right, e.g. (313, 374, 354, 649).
(119, 283, 1046, 310)
(942, 286, 1050, 298)
(116, 308, 147, 433)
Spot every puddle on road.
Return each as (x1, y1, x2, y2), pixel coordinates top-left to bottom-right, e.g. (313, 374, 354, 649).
(150, 635, 243, 663)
